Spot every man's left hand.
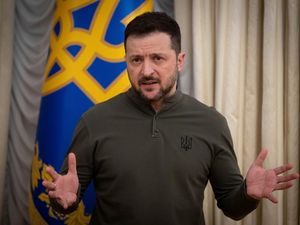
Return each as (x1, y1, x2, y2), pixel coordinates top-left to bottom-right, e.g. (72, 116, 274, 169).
(246, 149, 299, 203)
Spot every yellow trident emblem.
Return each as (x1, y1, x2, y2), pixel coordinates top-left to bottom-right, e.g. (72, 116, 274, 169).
(42, 0, 153, 104)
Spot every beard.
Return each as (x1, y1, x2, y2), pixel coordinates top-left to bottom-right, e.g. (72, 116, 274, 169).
(133, 71, 178, 103)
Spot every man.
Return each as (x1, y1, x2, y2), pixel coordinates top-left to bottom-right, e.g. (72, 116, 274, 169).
(42, 12, 299, 225)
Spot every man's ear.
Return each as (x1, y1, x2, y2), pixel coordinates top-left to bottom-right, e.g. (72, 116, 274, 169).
(177, 52, 186, 72)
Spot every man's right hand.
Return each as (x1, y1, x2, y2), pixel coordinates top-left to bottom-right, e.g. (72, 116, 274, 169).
(42, 153, 79, 209)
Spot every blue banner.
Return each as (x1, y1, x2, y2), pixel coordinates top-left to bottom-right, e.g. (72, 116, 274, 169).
(29, 1, 152, 224)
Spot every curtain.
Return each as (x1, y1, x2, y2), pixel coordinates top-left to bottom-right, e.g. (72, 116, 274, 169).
(175, 0, 299, 225)
(0, 0, 15, 222)
(1, 0, 54, 224)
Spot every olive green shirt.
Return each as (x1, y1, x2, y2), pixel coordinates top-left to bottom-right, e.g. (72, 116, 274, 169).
(57, 88, 259, 225)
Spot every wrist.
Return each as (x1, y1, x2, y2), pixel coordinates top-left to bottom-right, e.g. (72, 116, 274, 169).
(244, 179, 260, 201)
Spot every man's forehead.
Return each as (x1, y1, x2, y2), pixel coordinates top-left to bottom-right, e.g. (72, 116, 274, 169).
(127, 52, 168, 58)
(125, 33, 172, 50)
(125, 32, 171, 45)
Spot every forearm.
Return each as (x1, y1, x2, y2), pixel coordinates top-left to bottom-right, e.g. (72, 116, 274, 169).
(216, 180, 259, 220)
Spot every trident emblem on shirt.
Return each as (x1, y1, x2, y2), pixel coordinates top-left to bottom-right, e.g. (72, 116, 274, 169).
(181, 136, 193, 151)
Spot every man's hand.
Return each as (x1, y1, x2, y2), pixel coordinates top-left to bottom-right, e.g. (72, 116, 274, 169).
(246, 149, 299, 203)
(42, 153, 79, 209)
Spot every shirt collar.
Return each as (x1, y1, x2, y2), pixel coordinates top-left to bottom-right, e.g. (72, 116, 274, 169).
(126, 87, 183, 115)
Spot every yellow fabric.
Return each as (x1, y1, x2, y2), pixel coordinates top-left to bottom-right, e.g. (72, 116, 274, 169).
(175, 0, 299, 225)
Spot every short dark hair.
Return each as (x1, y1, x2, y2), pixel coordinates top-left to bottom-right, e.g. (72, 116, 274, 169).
(124, 12, 181, 54)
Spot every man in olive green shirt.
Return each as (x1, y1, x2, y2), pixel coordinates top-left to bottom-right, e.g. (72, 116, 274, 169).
(43, 12, 299, 225)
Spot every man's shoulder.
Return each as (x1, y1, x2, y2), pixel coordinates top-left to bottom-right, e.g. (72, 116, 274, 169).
(180, 94, 230, 138)
(182, 93, 219, 113)
(83, 91, 129, 118)
(180, 93, 226, 123)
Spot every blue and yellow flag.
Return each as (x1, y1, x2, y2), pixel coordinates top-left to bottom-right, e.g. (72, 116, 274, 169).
(29, 1, 152, 224)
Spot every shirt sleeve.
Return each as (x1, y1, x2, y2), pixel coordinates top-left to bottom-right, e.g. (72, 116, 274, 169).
(209, 116, 259, 220)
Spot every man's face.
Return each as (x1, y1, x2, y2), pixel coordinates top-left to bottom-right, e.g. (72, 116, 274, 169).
(125, 32, 185, 107)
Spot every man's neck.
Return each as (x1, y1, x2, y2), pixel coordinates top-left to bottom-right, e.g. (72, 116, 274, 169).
(151, 99, 164, 112)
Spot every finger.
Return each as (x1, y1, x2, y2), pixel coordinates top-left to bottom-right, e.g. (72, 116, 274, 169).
(46, 166, 59, 181)
(274, 164, 293, 175)
(277, 173, 299, 183)
(274, 181, 294, 191)
(63, 200, 68, 209)
(42, 180, 56, 191)
(68, 153, 77, 175)
(48, 190, 60, 199)
(57, 198, 68, 209)
(60, 195, 76, 209)
(48, 189, 66, 200)
(66, 194, 77, 208)
(48, 191, 69, 209)
(267, 193, 278, 204)
(254, 149, 268, 167)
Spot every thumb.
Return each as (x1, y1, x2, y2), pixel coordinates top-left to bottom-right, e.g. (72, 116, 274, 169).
(254, 149, 268, 167)
(68, 153, 77, 175)
(267, 193, 278, 204)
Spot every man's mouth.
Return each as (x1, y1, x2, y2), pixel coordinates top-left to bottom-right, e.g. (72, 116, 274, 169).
(141, 80, 158, 85)
(138, 77, 160, 86)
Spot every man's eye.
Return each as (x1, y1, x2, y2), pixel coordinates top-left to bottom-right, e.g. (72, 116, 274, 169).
(153, 55, 165, 62)
(132, 58, 141, 63)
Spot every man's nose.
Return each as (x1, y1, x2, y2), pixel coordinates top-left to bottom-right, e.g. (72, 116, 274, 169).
(142, 60, 154, 76)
